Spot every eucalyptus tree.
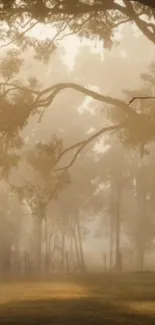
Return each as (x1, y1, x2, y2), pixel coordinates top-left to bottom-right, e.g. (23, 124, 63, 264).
(12, 136, 70, 273)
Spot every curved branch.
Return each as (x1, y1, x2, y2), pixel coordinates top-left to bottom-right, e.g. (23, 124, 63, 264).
(47, 119, 128, 205)
(54, 140, 85, 168)
(37, 82, 136, 117)
(56, 119, 129, 171)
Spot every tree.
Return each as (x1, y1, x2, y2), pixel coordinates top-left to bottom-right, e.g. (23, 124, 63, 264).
(0, 0, 155, 276)
(12, 136, 69, 274)
(0, 0, 154, 51)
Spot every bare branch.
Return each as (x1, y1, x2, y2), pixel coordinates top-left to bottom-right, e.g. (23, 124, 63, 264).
(54, 140, 85, 167)
(129, 96, 155, 105)
(36, 82, 137, 117)
(57, 119, 128, 171)
(46, 119, 128, 205)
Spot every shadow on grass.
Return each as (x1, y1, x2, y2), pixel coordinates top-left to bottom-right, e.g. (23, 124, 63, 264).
(1, 274, 155, 324)
(76, 273, 155, 302)
(0, 297, 155, 325)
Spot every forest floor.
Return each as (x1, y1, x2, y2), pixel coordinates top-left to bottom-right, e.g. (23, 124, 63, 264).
(0, 273, 155, 324)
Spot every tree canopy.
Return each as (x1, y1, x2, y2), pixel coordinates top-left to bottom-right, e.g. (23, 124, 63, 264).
(0, 0, 155, 49)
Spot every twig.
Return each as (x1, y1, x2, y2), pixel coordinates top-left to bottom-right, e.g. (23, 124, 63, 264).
(129, 96, 155, 105)
(0, 21, 38, 50)
(56, 12, 96, 43)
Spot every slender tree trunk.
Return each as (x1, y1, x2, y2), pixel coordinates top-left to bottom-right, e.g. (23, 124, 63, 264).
(75, 214, 85, 272)
(137, 243, 145, 271)
(34, 217, 42, 274)
(115, 190, 120, 270)
(72, 225, 80, 267)
(66, 251, 69, 273)
(110, 218, 114, 270)
(110, 195, 114, 270)
(61, 223, 66, 273)
(115, 182, 122, 272)
(136, 167, 146, 272)
(70, 233, 74, 260)
(2, 244, 11, 275)
(136, 214, 146, 272)
(44, 216, 49, 273)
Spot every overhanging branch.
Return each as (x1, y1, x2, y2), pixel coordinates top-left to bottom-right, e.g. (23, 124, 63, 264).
(47, 119, 128, 205)
(36, 82, 137, 117)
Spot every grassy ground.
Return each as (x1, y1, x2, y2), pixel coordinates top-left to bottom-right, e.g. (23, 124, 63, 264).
(0, 273, 155, 324)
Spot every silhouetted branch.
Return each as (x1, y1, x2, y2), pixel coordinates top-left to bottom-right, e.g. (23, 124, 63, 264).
(53, 140, 85, 170)
(0, 81, 139, 123)
(57, 119, 128, 171)
(129, 96, 155, 105)
(130, 0, 155, 8)
(123, 0, 155, 44)
(47, 119, 128, 205)
(37, 82, 137, 117)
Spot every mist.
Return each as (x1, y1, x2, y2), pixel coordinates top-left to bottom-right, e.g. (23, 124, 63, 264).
(1, 0, 155, 323)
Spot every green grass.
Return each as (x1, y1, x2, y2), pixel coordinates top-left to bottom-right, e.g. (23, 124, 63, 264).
(0, 273, 155, 324)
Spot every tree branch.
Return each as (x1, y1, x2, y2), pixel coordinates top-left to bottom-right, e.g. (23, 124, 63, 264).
(0, 82, 39, 100)
(131, 0, 155, 8)
(129, 96, 155, 105)
(36, 82, 136, 117)
(0, 1, 128, 18)
(46, 119, 128, 205)
(0, 21, 39, 50)
(123, 0, 155, 44)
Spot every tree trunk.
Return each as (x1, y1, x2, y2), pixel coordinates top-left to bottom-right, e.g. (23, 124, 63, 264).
(136, 167, 146, 272)
(34, 217, 42, 274)
(137, 243, 145, 271)
(72, 224, 80, 267)
(115, 182, 122, 272)
(44, 216, 49, 273)
(110, 193, 114, 270)
(66, 251, 69, 273)
(75, 214, 85, 272)
(61, 230, 65, 273)
(110, 215, 114, 270)
(136, 209, 146, 272)
(1, 244, 11, 275)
